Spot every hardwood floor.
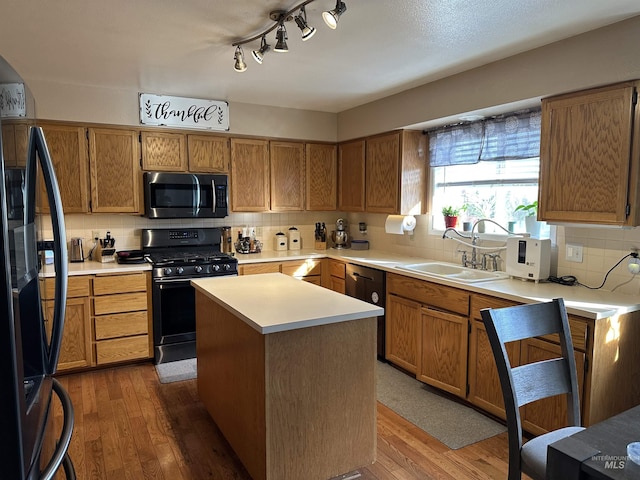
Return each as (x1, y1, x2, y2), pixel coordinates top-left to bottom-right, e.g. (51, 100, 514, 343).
(51, 362, 523, 480)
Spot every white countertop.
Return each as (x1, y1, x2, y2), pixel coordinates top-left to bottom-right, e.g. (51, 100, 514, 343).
(191, 273, 384, 334)
(42, 260, 151, 276)
(235, 249, 640, 320)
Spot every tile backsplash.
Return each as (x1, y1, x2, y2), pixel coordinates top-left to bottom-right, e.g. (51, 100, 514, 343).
(46, 212, 640, 296)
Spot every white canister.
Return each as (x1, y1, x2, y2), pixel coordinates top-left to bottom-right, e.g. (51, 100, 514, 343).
(274, 232, 287, 251)
(288, 227, 301, 251)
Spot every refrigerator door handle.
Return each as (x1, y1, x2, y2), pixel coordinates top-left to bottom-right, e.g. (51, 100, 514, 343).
(26, 127, 68, 374)
(40, 378, 75, 480)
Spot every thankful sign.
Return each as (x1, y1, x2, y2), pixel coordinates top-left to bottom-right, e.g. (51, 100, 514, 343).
(0, 83, 26, 117)
(139, 93, 229, 131)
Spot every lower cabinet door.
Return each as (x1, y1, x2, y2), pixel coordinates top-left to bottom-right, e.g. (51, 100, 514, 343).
(417, 307, 468, 397)
(385, 294, 420, 373)
(47, 296, 92, 371)
(520, 337, 585, 436)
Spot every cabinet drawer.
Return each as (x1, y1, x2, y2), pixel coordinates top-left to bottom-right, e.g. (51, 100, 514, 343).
(470, 294, 519, 320)
(540, 316, 588, 352)
(95, 335, 150, 365)
(93, 272, 147, 295)
(387, 272, 469, 316)
(43, 275, 91, 300)
(328, 259, 345, 279)
(93, 292, 148, 316)
(94, 311, 148, 340)
(281, 259, 322, 277)
(241, 263, 281, 275)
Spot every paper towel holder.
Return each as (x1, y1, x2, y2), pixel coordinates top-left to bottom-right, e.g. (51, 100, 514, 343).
(385, 215, 417, 235)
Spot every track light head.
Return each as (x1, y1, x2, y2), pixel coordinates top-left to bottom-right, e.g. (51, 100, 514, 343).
(252, 36, 271, 64)
(294, 6, 316, 41)
(233, 46, 247, 72)
(323, 0, 347, 29)
(274, 24, 288, 52)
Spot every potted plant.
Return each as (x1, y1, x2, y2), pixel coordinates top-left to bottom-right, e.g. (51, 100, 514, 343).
(514, 201, 541, 236)
(442, 206, 460, 228)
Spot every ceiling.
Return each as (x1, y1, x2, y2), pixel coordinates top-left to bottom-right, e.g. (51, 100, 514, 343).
(1, 0, 639, 115)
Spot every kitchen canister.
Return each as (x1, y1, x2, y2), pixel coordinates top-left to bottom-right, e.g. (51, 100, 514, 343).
(288, 226, 301, 251)
(274, 232, 287, 251)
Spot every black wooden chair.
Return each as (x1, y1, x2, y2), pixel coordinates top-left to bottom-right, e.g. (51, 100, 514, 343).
(480, 298, 584, 480)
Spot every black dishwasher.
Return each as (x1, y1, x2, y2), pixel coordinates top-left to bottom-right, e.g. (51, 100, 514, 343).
(345, 263, 386, 359)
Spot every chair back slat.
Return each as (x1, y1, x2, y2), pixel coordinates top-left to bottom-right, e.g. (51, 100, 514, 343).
(489, 302, 563, 343)
(512, 358, 572, 407)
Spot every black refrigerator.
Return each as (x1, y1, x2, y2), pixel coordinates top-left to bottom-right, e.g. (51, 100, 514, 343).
(0, 56, 75, 479)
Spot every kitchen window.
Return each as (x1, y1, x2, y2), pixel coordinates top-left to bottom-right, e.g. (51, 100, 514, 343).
(428, 108, 547, 235)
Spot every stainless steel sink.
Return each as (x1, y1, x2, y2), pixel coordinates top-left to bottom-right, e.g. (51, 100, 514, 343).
(395, 262, 509, 283)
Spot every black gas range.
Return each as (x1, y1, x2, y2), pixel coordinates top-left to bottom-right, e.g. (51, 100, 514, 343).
(142, 228, 237, 364)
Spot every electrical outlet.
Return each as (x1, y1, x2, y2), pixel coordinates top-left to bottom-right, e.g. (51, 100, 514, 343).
(92, 230, 100, 241)
(566, 243, 583, 263)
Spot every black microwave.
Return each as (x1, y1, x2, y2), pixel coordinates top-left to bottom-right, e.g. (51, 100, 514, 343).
(143, 172, 229, 219)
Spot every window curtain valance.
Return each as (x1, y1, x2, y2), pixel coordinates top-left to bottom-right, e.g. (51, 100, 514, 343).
(428, 108, 541, 167)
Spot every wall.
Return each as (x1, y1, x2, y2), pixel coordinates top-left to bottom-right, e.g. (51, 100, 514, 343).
(338, 15, 640, 140)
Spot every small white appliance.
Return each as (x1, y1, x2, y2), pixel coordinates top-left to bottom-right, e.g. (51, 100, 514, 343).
(506, 237, 551, 282)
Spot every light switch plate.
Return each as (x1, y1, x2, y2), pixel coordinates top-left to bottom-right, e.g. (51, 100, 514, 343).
(566, 243, 583, 263)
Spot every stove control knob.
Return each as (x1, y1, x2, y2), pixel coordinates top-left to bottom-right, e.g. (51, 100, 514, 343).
(223, 263, 232, 271)
(164, 267, 173, 276)
(212, 264, 221, 272)
(194, 265, 203, 273)
(176, 266, 184, 275)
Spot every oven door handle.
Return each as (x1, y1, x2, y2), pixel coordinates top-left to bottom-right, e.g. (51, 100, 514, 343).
(153, 277, 196, 285)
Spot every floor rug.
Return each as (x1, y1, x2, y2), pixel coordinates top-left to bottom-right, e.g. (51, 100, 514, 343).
(155, 358, 197, 384)
(376, 360, 506, 449)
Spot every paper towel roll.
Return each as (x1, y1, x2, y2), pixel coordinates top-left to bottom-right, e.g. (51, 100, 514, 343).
(385, 215, 416, 234)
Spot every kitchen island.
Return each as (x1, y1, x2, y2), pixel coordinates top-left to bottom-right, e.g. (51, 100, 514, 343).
(191, 273, 384, 480)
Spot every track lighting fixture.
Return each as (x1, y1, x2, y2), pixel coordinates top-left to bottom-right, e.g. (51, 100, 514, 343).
(252, 36, 270, 64)
(323, 0, 347, 29)
(274, 24, 289, 52)
(231, 0, 347, 72)
(233, 46, 247, 72)
(295, 6, 316, 41)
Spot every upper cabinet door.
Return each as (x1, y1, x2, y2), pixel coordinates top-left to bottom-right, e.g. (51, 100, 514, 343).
(230, 138, 270, 212)
(88, 128, 141, 213)
(39, 123, 90, 213)
(539, 82, 638, 225)
(306, 143, 337, 211)
(187, 134, 230, 173)
(270, 141, 305, 212)
(338, 140, 365, 212)
(141, 131, 187, 171)
(365, 132, 400, 214)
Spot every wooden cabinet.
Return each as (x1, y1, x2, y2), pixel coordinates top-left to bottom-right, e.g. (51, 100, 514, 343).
(88, 127, 141, 213)
(270, 141, 305, 211)
(338, 139, 366, 211)
(39, 123, 90, 213)
(240, 260, 322, 285)
(539, 81, 640, 226)
(467, 294, 521, 418)
(386, 272, 469, 388)
(326, 259, 346, 293)
(230, 137, 270, 212)
(520, 337, 586, 436)
(187, 134, 230, 172)
(92, 272, 151, 365)
(281, 259, 322, 285)
(2, 120, 29, 167)
(418, 307, 468, 397)
(365, 132, 400, 213)
(141, 130, 188, 171)
(306, 143, 337, 211)
(338, 131, 426, 214)
(386, 293, 420, 373)
(43, 276, 92, 372)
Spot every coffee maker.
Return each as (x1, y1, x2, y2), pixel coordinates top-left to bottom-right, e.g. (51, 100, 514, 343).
(331, 218, 349, 249)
